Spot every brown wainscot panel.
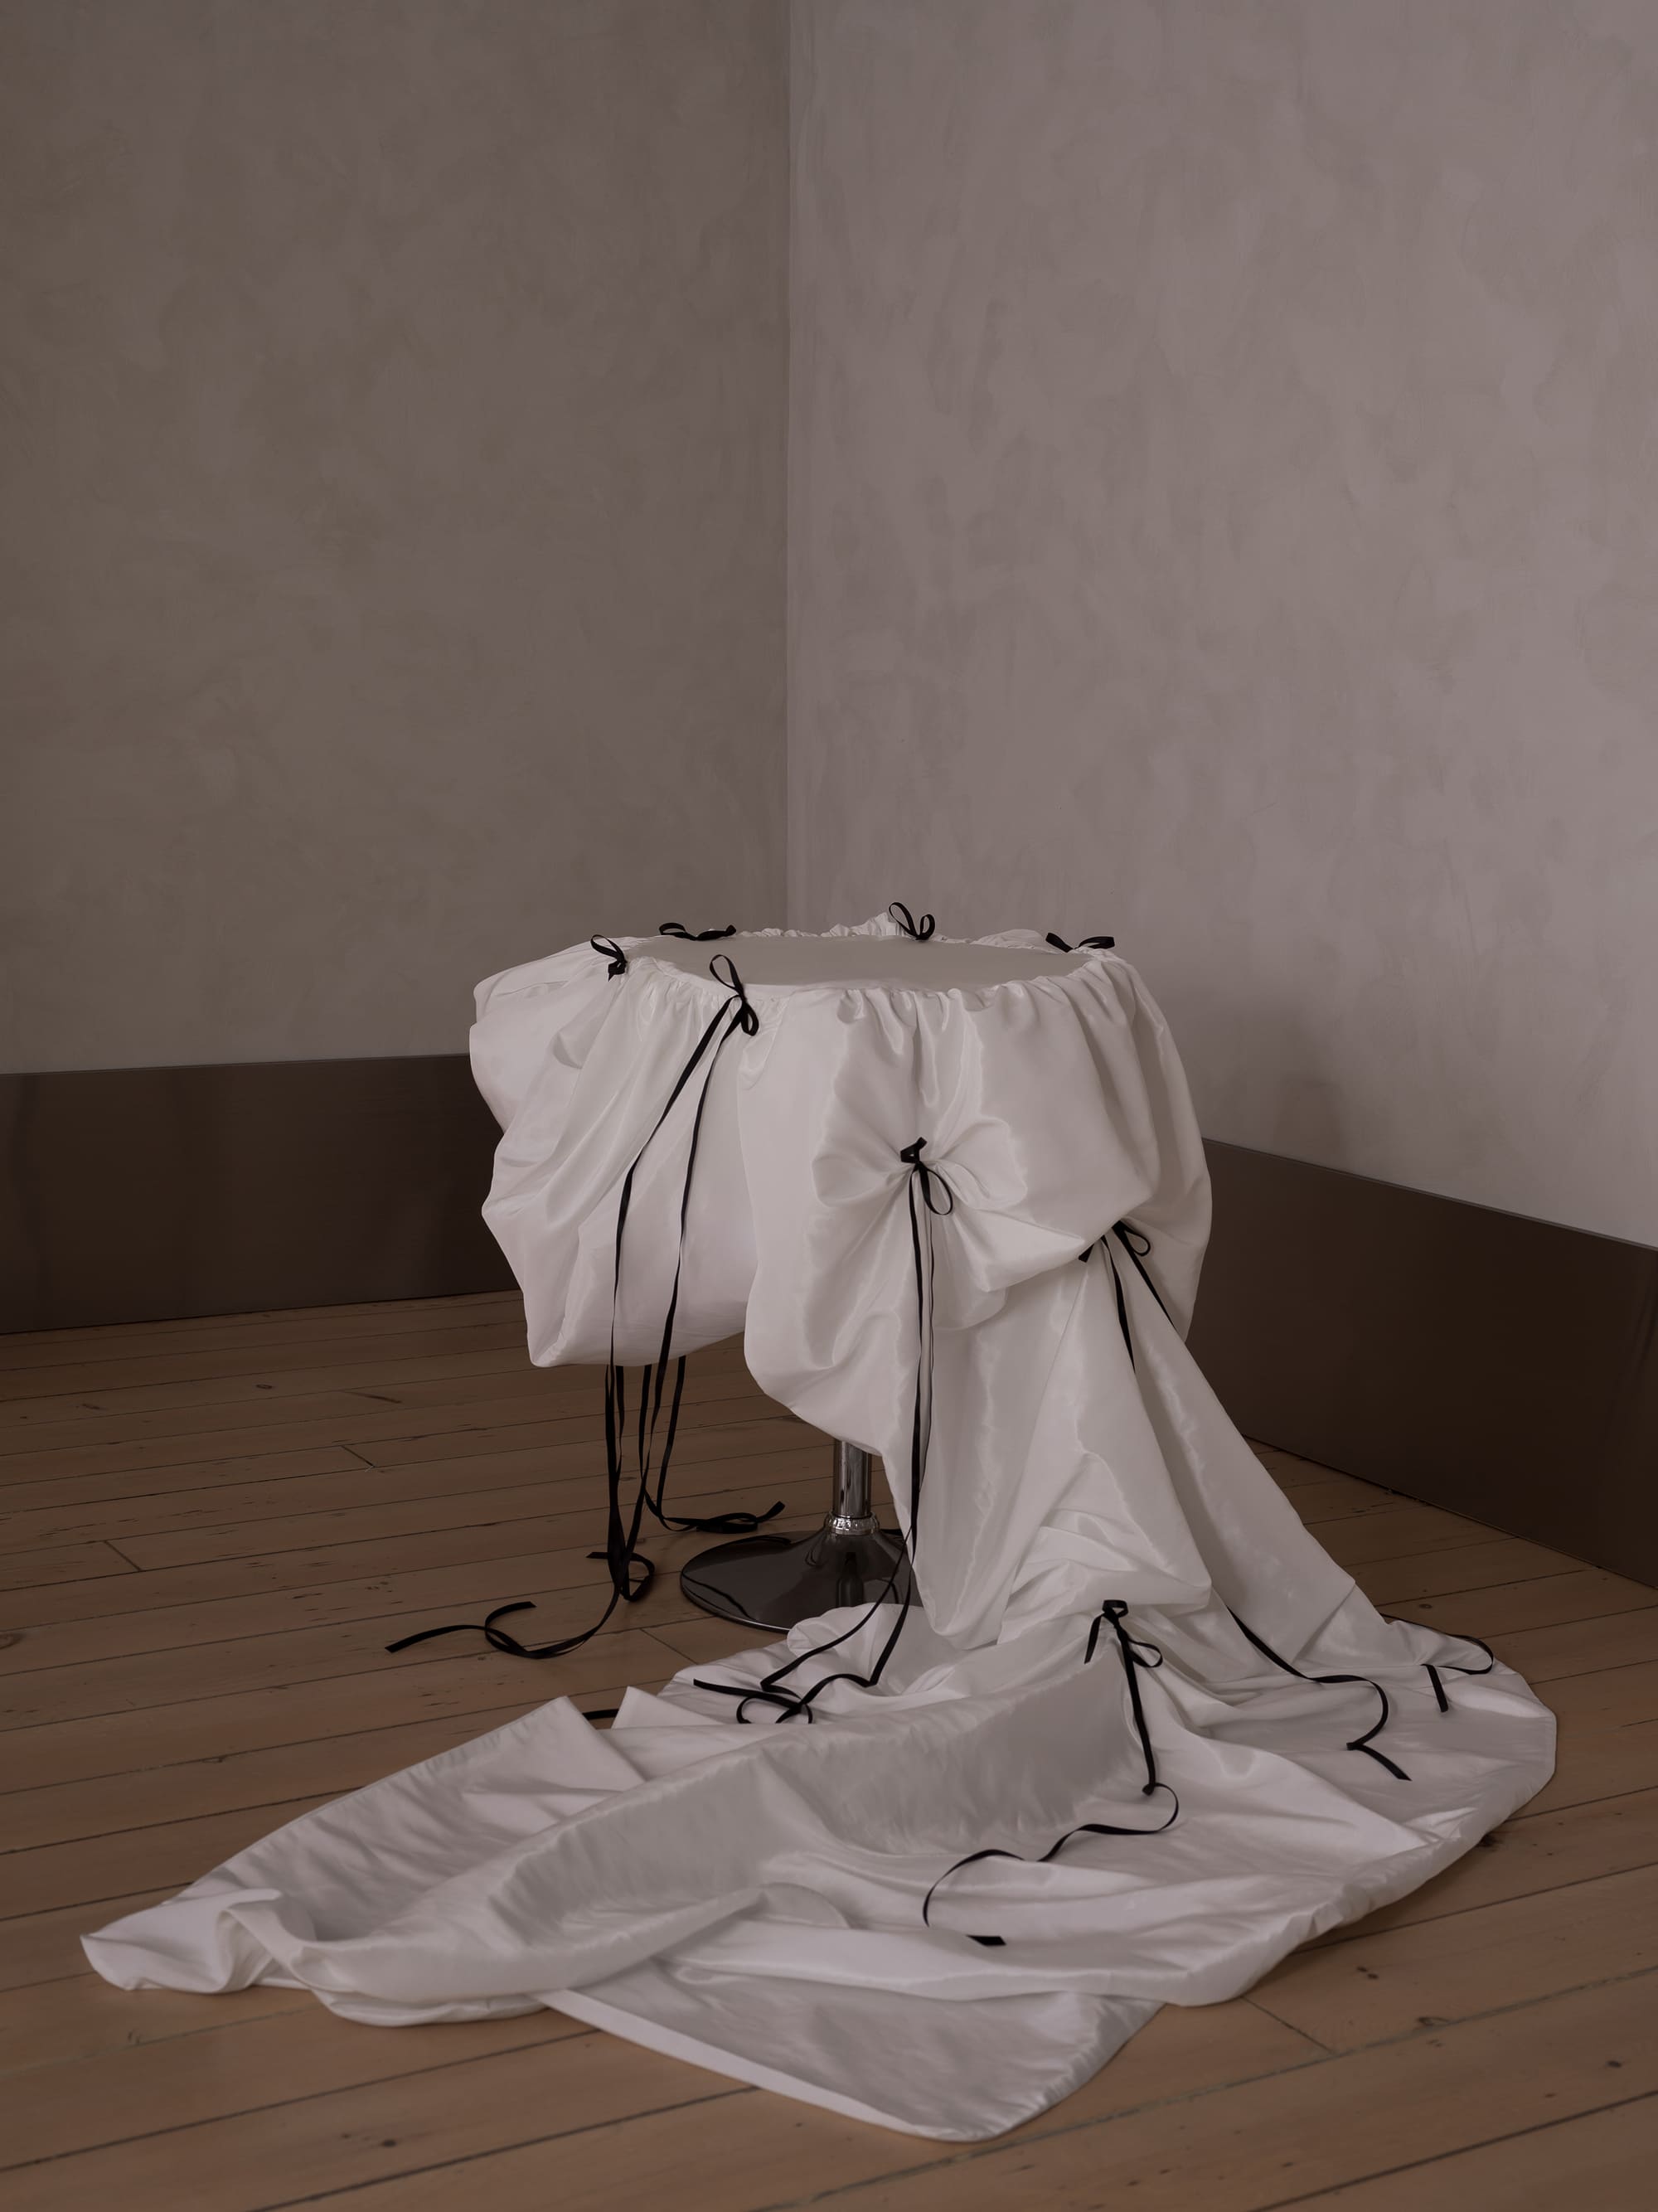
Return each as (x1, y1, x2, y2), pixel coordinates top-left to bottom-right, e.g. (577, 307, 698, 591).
(1191, 1141, 1658, 1589)
(0, 1056, 513, 1332)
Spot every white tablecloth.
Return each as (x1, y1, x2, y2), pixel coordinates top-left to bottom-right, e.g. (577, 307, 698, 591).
(86, 914, 1554, 2141)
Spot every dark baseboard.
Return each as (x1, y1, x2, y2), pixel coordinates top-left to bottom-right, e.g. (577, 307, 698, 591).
(0, 1056, 513, 1333)
(3, 1055, 1651, 1584)
(1191, 1141, 1658, 1589)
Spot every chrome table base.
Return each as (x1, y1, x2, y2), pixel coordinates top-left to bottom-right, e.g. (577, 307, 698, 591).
(680, 1440, 910, 1632)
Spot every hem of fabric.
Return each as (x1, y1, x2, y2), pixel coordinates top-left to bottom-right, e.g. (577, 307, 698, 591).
(543, 1986, 1004, 2141)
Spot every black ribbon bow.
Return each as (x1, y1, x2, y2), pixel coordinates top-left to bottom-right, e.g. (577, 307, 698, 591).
(709, 951, 759, 1034)
(889, 901, 936, 940)
(590, 936, 628, 977)
(898, 1134, 954, 1219)
(660, 921, 737, 940)
(1045, 931, 1116, 952)
(922, 1597, 1179, 1943)
(1079, 1221, 1163, 1370)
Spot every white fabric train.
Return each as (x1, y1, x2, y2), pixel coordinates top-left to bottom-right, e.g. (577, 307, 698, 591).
(86, 916, 1554, 2141)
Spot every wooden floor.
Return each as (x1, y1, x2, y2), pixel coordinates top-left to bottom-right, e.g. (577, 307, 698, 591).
(1, 1293, 1655, 2210)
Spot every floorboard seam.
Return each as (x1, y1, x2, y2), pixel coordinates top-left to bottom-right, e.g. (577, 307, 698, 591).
(1246, 2086, 1658, 2211)
(747, 1967, 1658, 2212)
(11, 2071, 745, 2190)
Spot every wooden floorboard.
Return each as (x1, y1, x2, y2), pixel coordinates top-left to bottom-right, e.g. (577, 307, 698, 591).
(1, 1293, 1654, 2208)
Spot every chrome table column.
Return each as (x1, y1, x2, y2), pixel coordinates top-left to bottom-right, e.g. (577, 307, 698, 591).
(679, 1439, 910, 1631)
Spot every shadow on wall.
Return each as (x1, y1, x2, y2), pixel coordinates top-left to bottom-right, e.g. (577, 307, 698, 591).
(1190, 991, 1355, 1179)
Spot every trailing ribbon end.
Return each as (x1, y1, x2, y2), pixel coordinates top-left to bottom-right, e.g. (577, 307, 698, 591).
(386, 947, 768, 1666)
(1412, 1630, 1495, 1715)
(1229, 1608, 1412, 1781)
(920, 1597, 1179, 1941)
(381, 1595, 659, 1661)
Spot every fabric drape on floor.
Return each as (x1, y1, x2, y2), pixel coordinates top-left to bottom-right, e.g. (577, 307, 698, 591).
(86, 919, 1554, 2141)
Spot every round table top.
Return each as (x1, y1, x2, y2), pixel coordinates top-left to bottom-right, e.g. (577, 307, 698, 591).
(636, 929, 1089, 993)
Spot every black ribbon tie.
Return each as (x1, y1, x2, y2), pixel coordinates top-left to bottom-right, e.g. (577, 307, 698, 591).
(387, 949, 778, 1662)
(1086, 1222, 1416, 1786)
(1225, 1610, 1410, 1781)
(1083, 1221, 1166, 1372)
(889, 902, 937, 940)
(922, 1598, 1179, 1943)
(692, 1136, 954, 1724)
(1045, 931, 1116, 951)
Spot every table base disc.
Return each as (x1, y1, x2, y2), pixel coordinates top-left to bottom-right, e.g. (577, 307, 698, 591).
(679, 1521, 911, 1632)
